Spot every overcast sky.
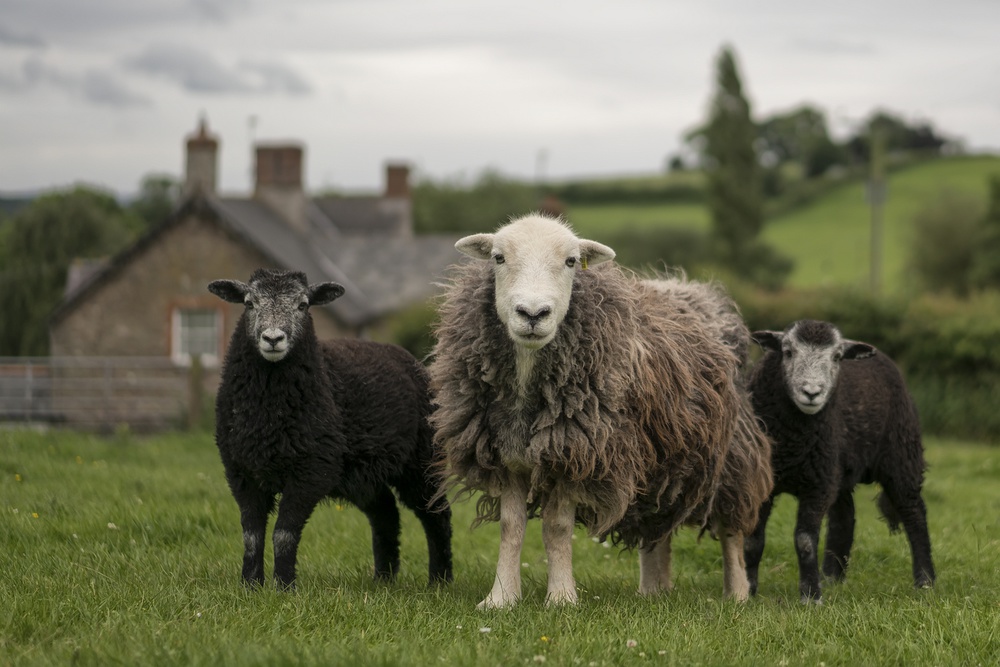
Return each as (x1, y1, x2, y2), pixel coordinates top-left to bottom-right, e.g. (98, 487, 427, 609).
(2, 0, 998, 197)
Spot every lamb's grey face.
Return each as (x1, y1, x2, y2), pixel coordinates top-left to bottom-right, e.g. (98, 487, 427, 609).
(779, 328, 845, 415)
(208, 270, 345, 363)
(456, 215, 615, 350)
(242, 278, 310, 362)
(753, 320, 876, 415)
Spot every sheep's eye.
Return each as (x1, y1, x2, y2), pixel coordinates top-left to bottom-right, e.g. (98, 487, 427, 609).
(783, 348, 793, 359)
(244, 301, 254, 310)
(298, 301, 308, 312)
(833, 351, 843, 362)
(565, 257, 577, 268)
(494, 254, 505, 265)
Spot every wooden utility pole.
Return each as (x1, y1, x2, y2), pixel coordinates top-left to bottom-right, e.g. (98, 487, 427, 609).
(868, 125, 886, 295)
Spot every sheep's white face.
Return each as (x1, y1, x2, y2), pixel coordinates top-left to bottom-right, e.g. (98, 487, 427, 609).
(208, 269, 344, 363)
(456, 215, 615, 350)
(753, 320, 875, 415)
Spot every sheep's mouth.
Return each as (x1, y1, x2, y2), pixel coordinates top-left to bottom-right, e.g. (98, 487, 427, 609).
(511, 331, 553, 350)
(258, 347, 289, 362)
(794, 399, 825, 415)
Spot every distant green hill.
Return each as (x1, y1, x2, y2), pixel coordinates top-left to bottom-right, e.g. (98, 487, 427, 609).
(564, 155, 1000, 294)
(763, 155, 1000, 294)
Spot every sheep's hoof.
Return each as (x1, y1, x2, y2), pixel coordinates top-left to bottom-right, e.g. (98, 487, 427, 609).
(544, 589, 579, 607)
(275, 579, 297, 592)
(476, 594, 519, 610)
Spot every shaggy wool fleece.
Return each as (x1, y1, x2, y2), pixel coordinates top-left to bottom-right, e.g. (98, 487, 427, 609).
(429, 261, 772, 544)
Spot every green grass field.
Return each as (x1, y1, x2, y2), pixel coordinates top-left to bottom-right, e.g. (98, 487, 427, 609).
(3, 429, 999, 666)
(564, 155, 1000, 294)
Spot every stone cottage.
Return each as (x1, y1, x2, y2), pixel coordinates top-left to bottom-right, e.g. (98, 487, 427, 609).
(45, 120, 459, 429)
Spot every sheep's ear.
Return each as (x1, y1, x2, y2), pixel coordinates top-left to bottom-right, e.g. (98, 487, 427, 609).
(308, 282, 345, 306)
(208, 279, 248, 304)
(579, 239, 616, 269)
(842, 340, 876, 360)
(751, 330, 784, 352)
(455, 233, 495, 260)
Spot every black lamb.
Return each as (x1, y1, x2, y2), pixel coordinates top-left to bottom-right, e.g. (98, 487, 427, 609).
(208, 268, 453, 589)
(744, 319, 934, 603)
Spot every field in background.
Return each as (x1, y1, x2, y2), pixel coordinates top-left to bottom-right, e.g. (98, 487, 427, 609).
(563, 155, 1000, 294)
(3, 429, 999, 666)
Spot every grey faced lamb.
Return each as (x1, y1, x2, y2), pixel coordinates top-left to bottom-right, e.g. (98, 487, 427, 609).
(208, 268, 452, 590)
(429, 214, 772, 608)
(745, 319, 935, 603)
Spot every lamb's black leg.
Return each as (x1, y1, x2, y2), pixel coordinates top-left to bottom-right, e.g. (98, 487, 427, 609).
(360, 485, 402, 582)
(272, 489, 324, 590)
(395, 476, 454, 585)
(228, 473, 275, 588)
(744, 496, 773, 597)
(822, 490, 856, 582)
(882, 484, 936, 588)
(794, 498, 826, 604)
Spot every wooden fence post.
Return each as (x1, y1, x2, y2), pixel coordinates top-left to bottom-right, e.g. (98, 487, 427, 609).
(188, 354, 203, 431)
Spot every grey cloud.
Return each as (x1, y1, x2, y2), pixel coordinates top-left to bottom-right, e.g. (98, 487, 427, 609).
(0, 24, 46, 48)
(238, 60, 311, 95)
(191, 0, 252, 22)
(125, 44, 311, 96)
(787, 37, 877, 56)
(8, 55, 149, 107)
(126, 44, 254, 93)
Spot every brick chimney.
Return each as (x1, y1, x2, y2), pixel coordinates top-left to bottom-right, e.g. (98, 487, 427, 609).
(183, 117, 219, 197)
(385, 162, 411, 199)
(254, 143, 307, 233)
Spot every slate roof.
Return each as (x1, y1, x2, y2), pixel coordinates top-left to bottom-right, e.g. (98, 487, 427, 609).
(53, 193, 461, 330)
(210, 196, 459, 327)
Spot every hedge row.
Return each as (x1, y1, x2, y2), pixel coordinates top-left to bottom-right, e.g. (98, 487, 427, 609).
(386, 286, 1000, 443)
(734, 286, 1000, 443)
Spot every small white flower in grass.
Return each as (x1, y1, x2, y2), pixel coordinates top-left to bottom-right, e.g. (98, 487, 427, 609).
(196, 612, 202, 618)
(479, 627, 491, 634)
(626, 639, 638, 648)
(522, 562, 529, 568)
(533, 656, 546, 663)
(107, 522, 118, 530)
(658, 650, 667, 656)
(639, 652, 646, 658)
(456, 625, 462, 630)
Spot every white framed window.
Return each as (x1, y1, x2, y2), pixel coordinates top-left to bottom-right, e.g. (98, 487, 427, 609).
(172, 308, 222, 366)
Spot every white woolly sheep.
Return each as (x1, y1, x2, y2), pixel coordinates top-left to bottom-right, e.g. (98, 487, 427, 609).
(429, 214, 772, 608)
(745, 319, 935, 603)
(208, 268, 453, 589)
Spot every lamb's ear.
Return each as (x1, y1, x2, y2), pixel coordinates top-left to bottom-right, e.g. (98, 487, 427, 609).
(455, 233, 495, 260)
(579, 239, 616, 269)
(842, 340, 876, 360)
(308, 282, 345, 306)
(208, 279, 248, 304)
(751, 330, 784, 352)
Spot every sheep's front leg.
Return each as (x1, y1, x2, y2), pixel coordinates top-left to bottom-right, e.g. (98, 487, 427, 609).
(542, 493, 578, 606)
(478, 478, 528, 609)
(794, 499, 826, 604)
(272, 489, 324, 591)
(720, 528, 750, 601)
(744, 496, 773, 596)
(638, 535, 673, 595)
(227, 473, 275, 588)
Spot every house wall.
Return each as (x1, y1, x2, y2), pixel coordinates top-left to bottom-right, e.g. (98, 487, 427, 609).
(48, 212, 351, 430)
(51, 212, 350, 361)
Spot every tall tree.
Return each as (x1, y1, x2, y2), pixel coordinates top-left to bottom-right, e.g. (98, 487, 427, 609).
(0, 187, 139, 355)
(704, 46, 764, 267)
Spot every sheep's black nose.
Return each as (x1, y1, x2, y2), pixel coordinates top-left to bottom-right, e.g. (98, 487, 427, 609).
(262, 332, 286, 347)
(802, 388, 821, 401)
(516, 305, 551, 327)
